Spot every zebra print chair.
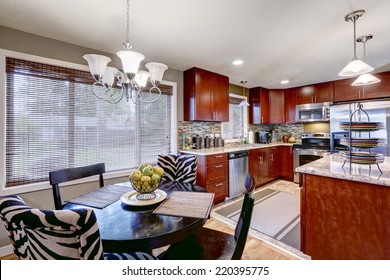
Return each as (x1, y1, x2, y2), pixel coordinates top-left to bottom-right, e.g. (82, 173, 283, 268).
(157, 154, 198, 185)
(0, 195, 157, 260)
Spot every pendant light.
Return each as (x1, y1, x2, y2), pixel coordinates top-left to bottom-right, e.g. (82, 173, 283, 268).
(351, 34, 381, 86)
(339, 10, 374, 77)
(239, 80, 250, 107)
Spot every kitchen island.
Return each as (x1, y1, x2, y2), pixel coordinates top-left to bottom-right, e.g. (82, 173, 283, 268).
(296, 154, 390, 259)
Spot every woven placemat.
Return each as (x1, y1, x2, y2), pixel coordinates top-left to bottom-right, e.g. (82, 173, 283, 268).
(152, 191, 214, 219)
(67, 184, 131, 209)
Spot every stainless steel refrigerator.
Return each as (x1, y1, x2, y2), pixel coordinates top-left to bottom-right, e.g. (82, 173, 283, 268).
(330, 99, 390, 156)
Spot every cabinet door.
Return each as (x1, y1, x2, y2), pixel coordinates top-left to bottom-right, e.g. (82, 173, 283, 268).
(297, 86, 315, 104)
(249, 150, 261, 187)
(195, 70, 214, 121)
(363, 72, 390, 99)
(314, 82, 333, 103)
(213, 74, 229, 121)
(269, 147, 281, 179)
(284, 88, 297, 123)
(269, 89, 285, 124)
(281, 146, 293, 181)
(259, 152, 271, 185)
(249, 87, 269, 124)
(334, 78, 362, 102)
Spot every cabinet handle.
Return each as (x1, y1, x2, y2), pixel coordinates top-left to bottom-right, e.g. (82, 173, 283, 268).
(215, 183, 224, 187)
(314, 95, 317, 103)
(312, 96, 314, 103)
(259, 157, 263, 164)
(215, 165, 223, 168)
(358, 90, 361, 99)
(261, 117, 264, 123)
(270, 154, 274, 161)
(215, 155, 224, 158)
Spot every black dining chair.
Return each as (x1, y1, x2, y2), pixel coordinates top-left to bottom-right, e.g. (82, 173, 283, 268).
(0, 195, 157, 260)
(159, 173, 255, 260)
(49, 163, 106, 210)
(157, 154, 198, 185)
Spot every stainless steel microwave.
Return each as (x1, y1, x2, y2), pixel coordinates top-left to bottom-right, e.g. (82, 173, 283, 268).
(296, 102, 330, 122)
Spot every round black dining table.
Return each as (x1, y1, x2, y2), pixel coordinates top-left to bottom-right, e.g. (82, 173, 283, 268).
(65, 180, 208, 253)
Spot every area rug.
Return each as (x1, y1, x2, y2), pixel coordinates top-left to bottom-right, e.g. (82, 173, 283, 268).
(214, 187, 300, 250)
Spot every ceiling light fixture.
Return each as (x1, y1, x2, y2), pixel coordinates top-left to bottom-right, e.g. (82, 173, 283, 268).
(83, 0, 168, 104)
(338, 10, 374, 77)
(239, 80, 250, 107)
(351, 34, 381, 86)
(232, 60, 244, 65)
(280, 80, 290, 84)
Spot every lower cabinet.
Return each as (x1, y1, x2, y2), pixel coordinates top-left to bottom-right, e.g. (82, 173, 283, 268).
(280, 146, 293, 181)
(249, 146, 293, 188)
(187, 153, 229, 204)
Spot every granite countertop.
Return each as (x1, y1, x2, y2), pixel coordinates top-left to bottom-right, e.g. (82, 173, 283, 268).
(296, 154, 390, 187)
(179, 142, 295, 156)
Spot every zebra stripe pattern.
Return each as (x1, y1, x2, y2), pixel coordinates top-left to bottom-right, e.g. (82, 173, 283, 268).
(0, 195, 103, 260)
(157, 154, 198, 185)
(0, 196, 157, 260)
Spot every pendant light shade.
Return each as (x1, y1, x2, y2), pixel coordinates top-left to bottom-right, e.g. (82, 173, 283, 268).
(351, 73, 381, 86)
(239, 80, 250, 107)
(351, 34, 381, 86)
(339, 10, 374, 77)
(83, 54, 111, 76)
(116, 50, 145, 75)
(338, 58, 374, 77)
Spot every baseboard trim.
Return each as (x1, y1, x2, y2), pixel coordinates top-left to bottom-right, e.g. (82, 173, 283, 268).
(0, 244, 13, 257)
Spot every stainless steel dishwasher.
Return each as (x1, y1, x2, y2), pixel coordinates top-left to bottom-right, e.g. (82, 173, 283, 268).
(227, 150, 249, 200)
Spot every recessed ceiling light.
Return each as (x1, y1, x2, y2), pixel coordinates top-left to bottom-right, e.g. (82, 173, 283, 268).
(280, 80, 290, 84)
(232, 60, 243, 65)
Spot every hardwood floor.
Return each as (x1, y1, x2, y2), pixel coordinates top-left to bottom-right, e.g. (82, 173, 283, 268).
(0, 218, 295, 260)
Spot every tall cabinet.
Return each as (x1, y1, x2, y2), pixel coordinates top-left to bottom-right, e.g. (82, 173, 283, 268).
(184, 67, 229, 122)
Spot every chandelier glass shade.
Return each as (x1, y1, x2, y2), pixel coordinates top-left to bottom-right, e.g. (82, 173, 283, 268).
(83, 0, 168, 104)
(338, 10, 374, 77)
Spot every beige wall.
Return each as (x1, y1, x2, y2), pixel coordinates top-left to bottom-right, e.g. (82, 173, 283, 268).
(0, 26, 185, 251)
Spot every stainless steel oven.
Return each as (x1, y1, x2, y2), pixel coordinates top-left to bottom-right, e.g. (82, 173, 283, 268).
(293, 133, 331, 183)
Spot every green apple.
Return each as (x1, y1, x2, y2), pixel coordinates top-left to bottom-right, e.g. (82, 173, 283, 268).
(153, 166, 165, 177)
(139, 163, 149, 172)
(130, 169, 142, 181)
(151, 173, 160, 182)
(142, 165, 154, 176)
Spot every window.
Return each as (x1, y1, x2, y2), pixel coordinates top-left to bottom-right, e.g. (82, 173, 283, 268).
(3, 57, 176, 188)
(221, 93, 248, 141)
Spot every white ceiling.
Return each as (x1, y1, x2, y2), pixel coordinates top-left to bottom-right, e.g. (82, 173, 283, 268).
(0, 0, 389, 89)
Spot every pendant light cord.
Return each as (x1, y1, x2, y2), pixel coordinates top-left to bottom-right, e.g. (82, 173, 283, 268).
(123, 0, 132, 50)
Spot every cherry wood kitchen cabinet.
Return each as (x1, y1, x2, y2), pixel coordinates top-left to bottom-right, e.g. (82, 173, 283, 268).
(249, 87, 269, 124)
(284, 88, 297, 123)
(249, 148, 270, 187)
(362, 71, 390, 99)
(269, 147, 281, 179)
(186, 153, 229, 204)
(297, 82, 334, 104)
(184, 67, 229, 122)
(334, 71, 390, 102)
(280, 146, 293, 181)
(269, 89, 285, 124)
(300, 173, 390, 259)
(333, 78, 362, 102)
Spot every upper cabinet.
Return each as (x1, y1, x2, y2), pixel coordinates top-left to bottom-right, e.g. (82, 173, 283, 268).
(249, 87, 269, 124)
(334, 72, 390, 102)
(184, 67, 229, 122)
(284, 88, 297, 124)
(297, 82, 334, 104)
(269, 89, 285, 124)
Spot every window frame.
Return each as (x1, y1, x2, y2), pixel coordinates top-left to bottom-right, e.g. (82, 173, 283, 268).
(0, 49, 177, 196)
(221, 93, 248, 143)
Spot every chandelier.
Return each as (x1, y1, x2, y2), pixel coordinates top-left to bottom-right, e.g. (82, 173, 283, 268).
(83, 0, 168, 104)
(338, 10, 374, 77)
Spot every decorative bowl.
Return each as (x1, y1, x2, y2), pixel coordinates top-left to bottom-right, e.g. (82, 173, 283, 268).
(129, 177, 161, 200)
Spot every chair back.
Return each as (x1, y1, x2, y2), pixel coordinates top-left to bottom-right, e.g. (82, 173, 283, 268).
(232, 173, 255, 260)
(157, 154, 198, 185)
(49, 163, 105, 210)
(0, 195, 103, 260)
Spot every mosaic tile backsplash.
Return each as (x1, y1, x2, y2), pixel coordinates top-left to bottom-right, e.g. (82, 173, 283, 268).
(177, 121, 304, 150)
